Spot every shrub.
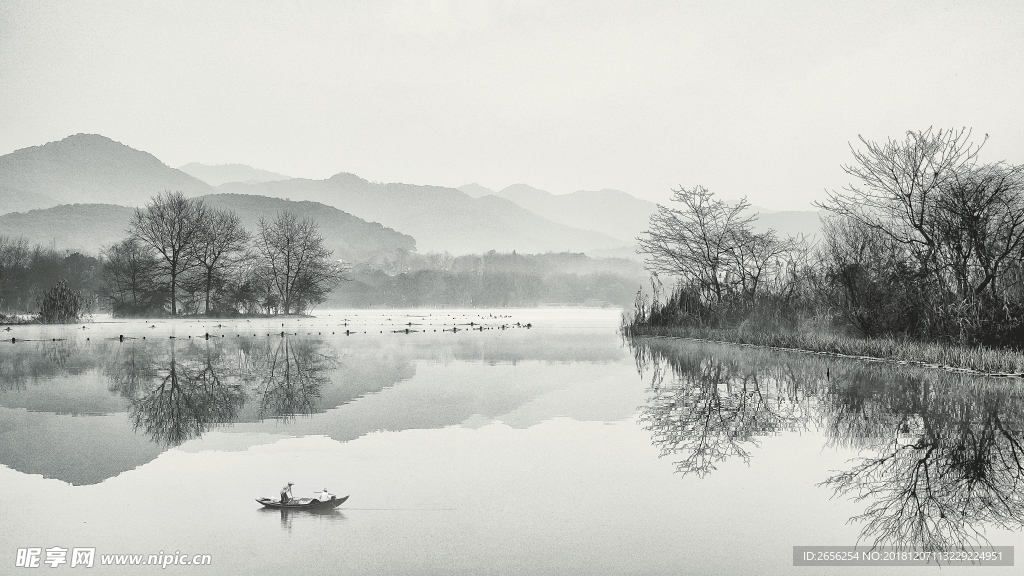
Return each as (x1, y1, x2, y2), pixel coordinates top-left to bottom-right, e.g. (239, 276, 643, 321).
(38, 280, 84, 324)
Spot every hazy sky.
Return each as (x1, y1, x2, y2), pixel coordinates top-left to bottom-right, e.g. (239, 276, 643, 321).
(2, 1, 1023, 209)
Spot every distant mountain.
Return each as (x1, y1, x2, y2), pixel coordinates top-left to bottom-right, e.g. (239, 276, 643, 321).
(218, 174, 627, 255)
(495, 184, 658, 245)
(0, 196, 414, 261)
(0, 204, 135, 252)
(457, 183, 497, 198)
(589, 208, 825, 262)
(0, 133, 822, 255)
(0, 134, 211, 213)
(178, 162, 291, 186)
(201, 193, 415, 261)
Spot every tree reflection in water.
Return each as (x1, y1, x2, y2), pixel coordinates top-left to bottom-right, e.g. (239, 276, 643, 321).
(823, 374, 1024, 551)
(105, 336, 334, 446)
(633, 341, 812, 478)
(107, 341, 247, 446)
(630, 337, 1024, 551)
(0, 338, 92, 391)
(242, 337, 333, 421)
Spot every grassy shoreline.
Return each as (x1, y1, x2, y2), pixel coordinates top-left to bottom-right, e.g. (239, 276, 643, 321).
(622, 323, 1024, 377)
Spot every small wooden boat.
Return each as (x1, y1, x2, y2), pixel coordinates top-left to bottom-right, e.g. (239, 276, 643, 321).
(256, 495, 349, 510)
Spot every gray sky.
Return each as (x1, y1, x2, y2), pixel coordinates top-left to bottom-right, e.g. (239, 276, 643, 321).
(2, 0, 1023, 210)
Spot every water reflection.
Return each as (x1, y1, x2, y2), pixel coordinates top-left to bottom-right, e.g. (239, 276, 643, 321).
(104, 337, 334, 446)
(244, 338, 332, 421)
(823, 375, 1024, 551)
(0, 321, 626, 485)
(256, 506, 347, 533)
(635, 344, 810, 477)
(0, 338, 92, 391)
(629, 337, 1024, 551)
(108, 342, 246, 446)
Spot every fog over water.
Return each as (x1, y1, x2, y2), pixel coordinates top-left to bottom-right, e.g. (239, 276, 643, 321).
(0, 309, 1020, 574)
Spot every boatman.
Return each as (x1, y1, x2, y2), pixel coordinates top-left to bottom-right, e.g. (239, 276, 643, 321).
(281, 482, 294, 504)
(318, 488, 333, 502)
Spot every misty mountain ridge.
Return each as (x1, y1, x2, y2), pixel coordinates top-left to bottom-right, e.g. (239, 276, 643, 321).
(0, 134, 211, 213)
(178, 162, 291, 186)
(487, 184, 823, 241)
(217, 173, 628, 255)
(0, 204, 135, 252)
(0, 187, 60, 215)
(0, 134, 627, 256)
(0, 133, 821, 256)
(456, 182, 820, 245)
(0, 195, 414, 263)
(456, 183, 495, 198)
(202, 193, 415, 262)
(491, 183, 658, 245)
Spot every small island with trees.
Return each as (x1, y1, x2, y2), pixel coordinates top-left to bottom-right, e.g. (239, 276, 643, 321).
(113, 191, 344, 317)
(625, 128, 1024, 375)
(2, 191, 346, 323)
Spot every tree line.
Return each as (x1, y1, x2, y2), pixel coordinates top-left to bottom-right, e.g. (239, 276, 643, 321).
(332, 250, 642, 308)
(634, 128, 1024, 348)
(1, 216, 643, 321)
(0, 237, 101, 320)
(104, 191, 345, 317)
(335, 267, 637, 308)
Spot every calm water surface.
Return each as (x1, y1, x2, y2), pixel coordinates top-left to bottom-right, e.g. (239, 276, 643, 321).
(1, 308, 1022, 574)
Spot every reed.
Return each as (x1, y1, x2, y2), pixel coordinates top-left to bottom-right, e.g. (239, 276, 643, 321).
(622, 321, 1024, 376)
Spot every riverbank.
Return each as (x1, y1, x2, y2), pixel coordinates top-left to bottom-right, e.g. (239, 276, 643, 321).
(0, 313, 38, 325)
(622, 323, 1024, 377)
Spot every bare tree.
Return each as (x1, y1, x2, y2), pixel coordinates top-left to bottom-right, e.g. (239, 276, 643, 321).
(819, 216, 916, 337)
(818, 128, 1024, 343)
(192, 208, 250, 315)
(819, 128, 985, 279)
(935, 163, 1024, 301)
(101, 238, 162, 315)
(0, 235, 31, 311)
(728, 227, 793, 303)
(255, 211, 344, 314)
(638, 186, 755, 304)
(130, 192, 209, 315)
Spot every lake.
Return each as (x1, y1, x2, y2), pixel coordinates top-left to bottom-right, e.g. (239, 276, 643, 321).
(1, 308, 1022, 574)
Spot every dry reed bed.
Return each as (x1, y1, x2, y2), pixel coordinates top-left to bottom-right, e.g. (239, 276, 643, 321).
(622, 323, 1024, 377)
